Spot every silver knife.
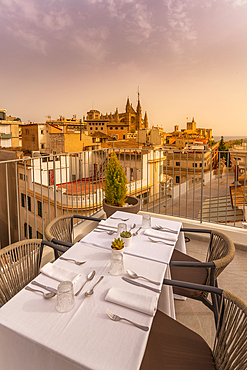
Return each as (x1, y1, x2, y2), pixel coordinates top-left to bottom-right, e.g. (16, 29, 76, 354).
(31, 281, 57, 294)
(122, 277, 161, 293)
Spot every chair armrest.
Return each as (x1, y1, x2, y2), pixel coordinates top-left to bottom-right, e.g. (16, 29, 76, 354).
(163, 278, 223, 295)
(180, 228, 212, 234)
(50, 239, 73, 248)
(170, 261, 215, 268)
(41, 240, 68, 253)
(73, 215, 102, 222)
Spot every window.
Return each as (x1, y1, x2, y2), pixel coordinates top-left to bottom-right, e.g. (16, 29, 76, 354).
(20, 174, 27, 181)
(176, 176, 180, 183)
(96, 127, 98, 130)
(121, 127, 123, 130)
(176, 162, 180, 166)
(21, 193, 25, 207)
(101, 127, 103, 130)
(115, 127, 118, 130)
(41, 130, 44, 134)
(36, 231, 43, 239)
(110, 127, 113, 130)
(192, 163, 198, 167)
(24, 223, 32, 238)
(21, 194, 31, 211)
(37, 201, 42, 217)
(41, 144, 45, 149)
(28, 196, 31, 211)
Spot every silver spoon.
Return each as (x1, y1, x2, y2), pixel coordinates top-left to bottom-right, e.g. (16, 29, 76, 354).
(25, 286, 55, 299)
(126, 270, 160, 286)
(85, 275, 104, 297)
(75, 270, 96, 296)
(133, 227, 141, 236)
(128, 223, 136, 232)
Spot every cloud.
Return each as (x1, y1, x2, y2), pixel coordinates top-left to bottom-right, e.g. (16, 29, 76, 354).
(165, 0, 197, 54)
(73, 27, 109, 61)
(42, 10, 73, 31)
(7, 27, 47, 54)
(231, 0, 247, 7)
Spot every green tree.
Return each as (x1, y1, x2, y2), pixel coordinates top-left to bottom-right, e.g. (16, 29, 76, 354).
(104, 152, 127, 206)
(218, 136, 230, 166)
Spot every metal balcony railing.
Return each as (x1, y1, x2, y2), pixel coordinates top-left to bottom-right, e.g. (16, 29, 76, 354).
(0, 148, 246, 248)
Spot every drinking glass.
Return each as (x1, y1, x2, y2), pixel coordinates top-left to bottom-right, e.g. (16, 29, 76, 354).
(109, 249, 124, 276)
(117, 222, 127, 237)
(56, 281, 75, 313)
(142, 214, 151, 229)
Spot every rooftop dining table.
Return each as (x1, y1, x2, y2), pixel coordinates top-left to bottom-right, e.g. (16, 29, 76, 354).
(0, 211, 186, 370)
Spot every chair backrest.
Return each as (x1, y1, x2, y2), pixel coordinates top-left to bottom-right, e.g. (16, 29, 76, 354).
(45, 215, 73, 244)
(213, 290, 247, 370)
(206, 230, 235, 282)
(0, 239, 43, 306)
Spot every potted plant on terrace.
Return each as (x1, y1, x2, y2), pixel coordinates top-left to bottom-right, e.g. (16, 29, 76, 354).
(103, 152, 140, 217)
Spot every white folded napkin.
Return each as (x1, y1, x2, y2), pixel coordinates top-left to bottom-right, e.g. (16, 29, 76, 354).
(40, 263, 81, 284)
(144, 228, 177, 242)
(105, 287, 158, 316)
(98, 220, 118, 229)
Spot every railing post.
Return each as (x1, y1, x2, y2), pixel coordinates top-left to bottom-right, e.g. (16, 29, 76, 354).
(5, 163, 11, 245)
(200, 150, 204, 223)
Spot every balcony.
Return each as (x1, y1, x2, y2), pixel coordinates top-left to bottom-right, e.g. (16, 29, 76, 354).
(0, 147, 246, 246)
(0, 147, 247, 360)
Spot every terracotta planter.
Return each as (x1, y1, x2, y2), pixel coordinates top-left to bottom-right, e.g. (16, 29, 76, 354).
(103, 196, 140, 218)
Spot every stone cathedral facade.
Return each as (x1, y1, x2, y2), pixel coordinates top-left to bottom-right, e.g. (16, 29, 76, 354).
(86, 97, 148, 140)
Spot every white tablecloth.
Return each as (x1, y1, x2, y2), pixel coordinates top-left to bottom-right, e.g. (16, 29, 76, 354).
(0, 242, 171, 370)
(82, 211, 186, 263)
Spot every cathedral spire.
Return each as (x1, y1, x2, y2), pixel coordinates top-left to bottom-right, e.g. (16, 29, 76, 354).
(136, 88, 142, 129)
(144, 111, 148, 128)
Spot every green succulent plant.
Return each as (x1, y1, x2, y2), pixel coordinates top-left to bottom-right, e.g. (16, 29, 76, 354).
(104, 152, 127, 207)
(111, 237, 124, 250)
(120, 231, 132, 238)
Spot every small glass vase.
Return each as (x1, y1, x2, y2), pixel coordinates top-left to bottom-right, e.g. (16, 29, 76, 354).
(109, 248, 124, 276)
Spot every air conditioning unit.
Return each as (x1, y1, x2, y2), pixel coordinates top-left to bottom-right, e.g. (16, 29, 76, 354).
(32, 151, 40, 157)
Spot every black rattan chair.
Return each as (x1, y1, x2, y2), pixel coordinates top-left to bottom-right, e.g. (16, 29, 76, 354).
(45, 214, 102, 255)
(0, 239, 66, 306)
(140, 280, 247, 370)
(168, 229, 235, 322)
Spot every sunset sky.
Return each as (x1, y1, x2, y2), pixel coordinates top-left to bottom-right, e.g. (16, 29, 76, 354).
(1, 0, 247, 136)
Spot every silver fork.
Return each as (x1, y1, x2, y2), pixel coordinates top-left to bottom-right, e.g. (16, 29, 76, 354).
(59, 257, 86, 265)
(148, 237, 174, 246)
(110, 217, 129, 221)
(106, 309, 149, 331)
(154, 224, 178, 234)
(93, 229, 116, 235)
